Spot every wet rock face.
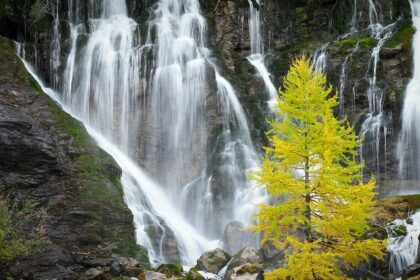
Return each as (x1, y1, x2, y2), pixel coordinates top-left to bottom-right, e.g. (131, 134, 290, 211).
(0, 37, 147, 279)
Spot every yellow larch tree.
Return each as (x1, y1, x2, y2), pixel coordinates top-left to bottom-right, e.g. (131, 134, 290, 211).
(251, 57, 385, 279)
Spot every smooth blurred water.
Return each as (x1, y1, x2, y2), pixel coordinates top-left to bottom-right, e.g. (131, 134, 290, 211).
(388, 211, 420, 274)
(42, 0, 266, 265)
(246, 0, 277, 104)
(398, 0, 420, 182)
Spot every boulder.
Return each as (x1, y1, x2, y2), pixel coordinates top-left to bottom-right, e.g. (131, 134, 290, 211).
(145, 271, 174, 280)
(186, 268, 206, 280)
(195, 248, 231, 274)
(223, 221, 254, 255)
(84, 268, 106, 279)
(225, 247, 261, 279)
(228, 247, 260, 269)
(157, 263, 183, 276)
(226, 264, 263, 280)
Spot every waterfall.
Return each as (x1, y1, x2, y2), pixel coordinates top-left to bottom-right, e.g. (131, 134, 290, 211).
(388, 211, 420, 274)
(246, 0, 277, 104)
(398, 0, 420, 181)
(312, 43, 329, 73)
(308, 0, 395, 180)
(32, 0, 264, 265)
(359, 11, 395, 178)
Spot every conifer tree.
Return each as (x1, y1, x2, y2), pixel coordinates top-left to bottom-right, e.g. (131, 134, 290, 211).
(251, 57, 384, 279)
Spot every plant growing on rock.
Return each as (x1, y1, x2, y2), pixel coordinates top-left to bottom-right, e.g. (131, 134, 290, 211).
(251, 57, 385, 279)
(0, 199, 47, 264)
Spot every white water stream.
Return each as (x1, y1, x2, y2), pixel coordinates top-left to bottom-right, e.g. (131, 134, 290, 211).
(398, 0, 420, 181)
(388, 211, 420, 274)
(17, 0, 266, 266)
(387, 0, 420, 274)
(246, 0, 277, 105)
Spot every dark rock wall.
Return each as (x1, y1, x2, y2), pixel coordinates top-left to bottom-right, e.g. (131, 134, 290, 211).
(204, 0, 414, 187)
(0, 36, 147, 279)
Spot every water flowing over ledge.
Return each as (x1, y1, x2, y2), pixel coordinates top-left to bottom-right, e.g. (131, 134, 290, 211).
(17, 56, 220, 265)
(246, 0, 277, 106)
(15, 0, 267, 266)
(398, 0, 420, 182)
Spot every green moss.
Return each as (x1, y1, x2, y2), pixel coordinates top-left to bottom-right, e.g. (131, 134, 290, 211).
(386, 21, 416, 49)
(335, 38, 358, 51)
(186, 268, 205, 280)
(335, 37, 376, 54)
(157, 263, 184, 276)
(28, 0, 50, 25)
(295, 7, 309, 23)
(236, 264, 261, 275)
(359, 37, 376, 50)
(0, 37, 42, 91)
(113, 233, 149, 264)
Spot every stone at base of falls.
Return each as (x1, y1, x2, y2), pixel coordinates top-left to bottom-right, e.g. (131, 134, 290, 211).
(0, 36, 148, 279)
(195, 248, 232, 274)
(157, 264, 184, 276)
(394, 263, 420, 279)
(225, 247, 261, 280)
(225, 264, 263, 280)
(186, 268, 206, 280)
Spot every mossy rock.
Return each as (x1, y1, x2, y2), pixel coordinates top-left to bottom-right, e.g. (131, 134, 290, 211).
(386, 21, 416, 49)
(186, 268, 205, 280)
(157, 263, 184, 276)
(236, 263, 262, 275)
(335, 37, 376, 54)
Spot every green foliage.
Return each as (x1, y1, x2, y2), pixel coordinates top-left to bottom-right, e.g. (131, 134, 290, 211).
(386, 21, 416, 49)
(29, 0, 50, 25)
(295, 7, 309, 24)
(335, 37, 376, 53)
(251, 57, 385, 279)
(0, 199, 47, 263)
(157, 263, 183, 276)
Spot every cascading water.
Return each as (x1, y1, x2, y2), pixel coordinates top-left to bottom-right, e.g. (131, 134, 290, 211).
(25, 0, 265, 266)
(312, 43, 329, 73)
(387, 211, 420, 274)
(246, 0, 277, 104)
(359, 1, 395, 179)
(398, 0, 420, 181)
(310, 0, 395, 180)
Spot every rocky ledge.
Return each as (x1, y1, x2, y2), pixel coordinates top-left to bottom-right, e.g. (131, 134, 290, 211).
(0, 36, 148, 279)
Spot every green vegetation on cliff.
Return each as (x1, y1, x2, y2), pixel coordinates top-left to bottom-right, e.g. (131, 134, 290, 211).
(0, 200, 47, 263)
(0, 35, 148, 264)
(386, 21, 416, 49)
